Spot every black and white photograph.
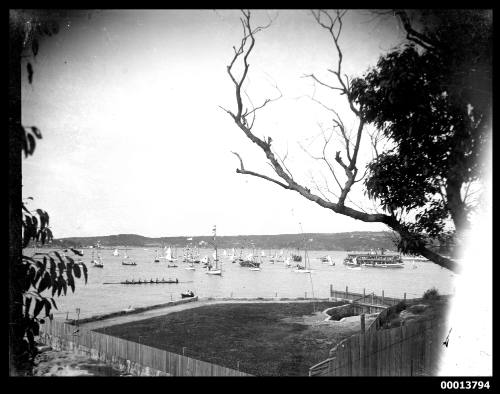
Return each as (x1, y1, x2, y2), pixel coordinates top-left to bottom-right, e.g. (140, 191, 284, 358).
(9, 9, 492, 380)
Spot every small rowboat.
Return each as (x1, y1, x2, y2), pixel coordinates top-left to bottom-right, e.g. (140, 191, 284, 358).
(181, 291, 195, 298)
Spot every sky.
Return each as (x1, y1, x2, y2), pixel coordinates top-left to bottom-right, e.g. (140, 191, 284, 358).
(21, 9, 415, 238)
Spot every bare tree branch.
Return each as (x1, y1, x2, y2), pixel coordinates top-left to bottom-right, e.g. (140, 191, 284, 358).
(394, 9, 441, 52)
(231, 151, 290, 189)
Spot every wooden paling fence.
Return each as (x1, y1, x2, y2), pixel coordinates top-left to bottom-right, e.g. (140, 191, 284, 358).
(40, 319, 250, 376)
(310, 287, 446, 376)
(310, 318, 446, 376)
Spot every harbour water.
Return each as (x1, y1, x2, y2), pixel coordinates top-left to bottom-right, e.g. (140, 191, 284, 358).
(26, 248, 456, 320)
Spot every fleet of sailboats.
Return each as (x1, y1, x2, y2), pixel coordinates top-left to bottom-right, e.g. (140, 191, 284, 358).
(94, 227, 414, 282)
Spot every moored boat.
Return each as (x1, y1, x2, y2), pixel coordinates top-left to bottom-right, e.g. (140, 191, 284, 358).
(205, 225, 222, 275)
(181, 290, 195, 298)
(343, 252, 404, 268)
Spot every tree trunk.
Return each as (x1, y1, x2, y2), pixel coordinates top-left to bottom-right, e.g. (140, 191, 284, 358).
(9, 15, 24, 375)
(446, 176, 469, 243)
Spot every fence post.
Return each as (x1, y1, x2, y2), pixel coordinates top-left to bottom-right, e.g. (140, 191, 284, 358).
(360, 314, 366, 376)
(330, 284, 332, 297)
(363, 288, 365, 299)
(371, 293, 374, 305)
(345, 286, 348, 299)
(382, 290, 385, 305)
(404, 292, 407, 302)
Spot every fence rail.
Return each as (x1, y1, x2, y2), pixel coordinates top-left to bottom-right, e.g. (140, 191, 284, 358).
(330, 285, 406, 307)
(40, 319, 250, 376)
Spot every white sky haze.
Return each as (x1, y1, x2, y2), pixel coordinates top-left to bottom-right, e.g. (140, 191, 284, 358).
(21, 10, 417, 238)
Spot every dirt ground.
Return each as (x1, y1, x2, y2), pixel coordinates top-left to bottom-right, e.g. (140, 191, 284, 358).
(31, 347, 125, 376)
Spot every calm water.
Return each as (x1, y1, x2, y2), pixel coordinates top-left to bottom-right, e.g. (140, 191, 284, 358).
(26, 248, 456, 320)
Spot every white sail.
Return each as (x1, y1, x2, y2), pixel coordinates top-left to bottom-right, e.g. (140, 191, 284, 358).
(223, 249, 227, 256)
(165, 247, 173, 261)
(113, 248, 119, 256)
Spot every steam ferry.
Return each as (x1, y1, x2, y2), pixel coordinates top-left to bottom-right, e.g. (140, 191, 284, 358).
(343, 251, 404, 268)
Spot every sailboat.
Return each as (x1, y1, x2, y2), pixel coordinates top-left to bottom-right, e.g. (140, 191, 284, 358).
(165, 246, 178, 267)
(269, 250, 277, 263)
(154, 249, 160, 263)
(112, 248, 120, 256)
(249, 256, 261, 271)
(206, 225, 222, 275)
(165, 246, 177, 262)
(90, 249, 99, 265)
(294, 232, 312, 273)
(284, 255, 292, 267)
(247, 250, 261, 271)
(278, 249, 285, 263)
(93, 253, 104, 268)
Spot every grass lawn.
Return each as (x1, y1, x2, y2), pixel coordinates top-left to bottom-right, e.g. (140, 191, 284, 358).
(96, 301, 353, 376)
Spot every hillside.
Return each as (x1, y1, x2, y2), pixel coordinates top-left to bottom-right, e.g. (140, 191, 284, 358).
(51, 231, 397, 252)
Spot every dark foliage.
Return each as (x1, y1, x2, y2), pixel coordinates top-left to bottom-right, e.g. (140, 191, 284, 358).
(11, 13, 88, 372)
(349, 10, 491, 254)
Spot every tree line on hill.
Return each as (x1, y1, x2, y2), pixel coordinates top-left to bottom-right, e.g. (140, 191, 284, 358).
(50, 231, 416, 252)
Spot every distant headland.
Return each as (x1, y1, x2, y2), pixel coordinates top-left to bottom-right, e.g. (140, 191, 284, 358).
(48, 231, 399, 252)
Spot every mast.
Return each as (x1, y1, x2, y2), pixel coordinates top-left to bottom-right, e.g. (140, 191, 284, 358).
(213, 225, 218, 269)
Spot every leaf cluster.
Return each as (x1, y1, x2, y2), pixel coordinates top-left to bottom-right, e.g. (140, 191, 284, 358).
(19, 200, 87, 361)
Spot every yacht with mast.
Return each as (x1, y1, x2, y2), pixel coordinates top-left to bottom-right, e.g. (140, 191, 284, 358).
(206, 225, 222, 275)
(294, 226, 312, 273)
